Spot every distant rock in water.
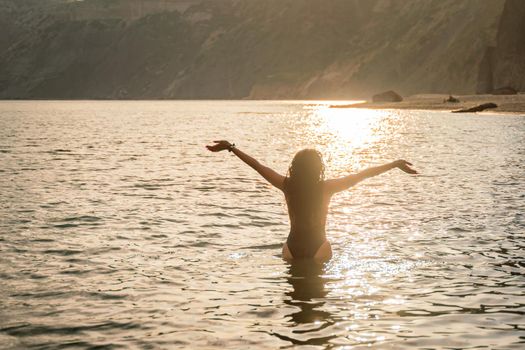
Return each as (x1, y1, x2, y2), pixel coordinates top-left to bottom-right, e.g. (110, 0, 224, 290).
(492, 86, 518, 95)
(452, 102, 498, 113)
(372, 91, 403, 103)
(444, 95, 460, 103)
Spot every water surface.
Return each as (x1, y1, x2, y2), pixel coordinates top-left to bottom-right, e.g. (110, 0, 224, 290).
(1, 101, 524, 349)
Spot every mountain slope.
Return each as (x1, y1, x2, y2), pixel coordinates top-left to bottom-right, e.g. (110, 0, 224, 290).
(491, 0, 525, 92)
(0, 0, 519, 99)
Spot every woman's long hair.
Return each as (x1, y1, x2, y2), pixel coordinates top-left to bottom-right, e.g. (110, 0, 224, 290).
(284, 149, 325, 223)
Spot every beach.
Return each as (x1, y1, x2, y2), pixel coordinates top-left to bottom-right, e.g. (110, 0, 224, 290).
(345, 93, 525, 114)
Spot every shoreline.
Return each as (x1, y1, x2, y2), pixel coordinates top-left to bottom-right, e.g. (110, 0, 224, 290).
(1, 94, 524, 114)
(341, 94, 525, 114)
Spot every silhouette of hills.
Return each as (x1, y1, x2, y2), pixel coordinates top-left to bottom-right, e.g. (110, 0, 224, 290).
(0, 0, 523, 99)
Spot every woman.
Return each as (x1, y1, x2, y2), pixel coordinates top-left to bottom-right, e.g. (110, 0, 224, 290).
(206, 140, 418, 262)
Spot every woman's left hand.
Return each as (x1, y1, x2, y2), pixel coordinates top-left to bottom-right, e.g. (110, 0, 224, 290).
(393, 159, 418, 174)
(206, 140, 232, 152)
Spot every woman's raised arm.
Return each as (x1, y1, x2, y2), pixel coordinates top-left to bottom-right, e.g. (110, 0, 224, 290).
(206, 140, 285, 191)
(325, 159, 418, 194)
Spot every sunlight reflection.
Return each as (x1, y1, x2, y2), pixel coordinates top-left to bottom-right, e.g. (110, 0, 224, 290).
(297, 104, 415, 347)
(315, 107, 381, 147)
(307, 105, 392, 177)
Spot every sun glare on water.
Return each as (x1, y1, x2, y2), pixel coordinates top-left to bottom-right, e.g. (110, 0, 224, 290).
(306, 104, 393, 177)
(301, 103, 411, 341)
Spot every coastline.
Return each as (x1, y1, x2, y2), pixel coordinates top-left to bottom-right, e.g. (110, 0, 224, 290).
(341, 94, 525, 114)
(1, 95, 524, 115)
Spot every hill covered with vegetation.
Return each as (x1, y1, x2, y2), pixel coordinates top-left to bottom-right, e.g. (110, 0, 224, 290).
(0, 0, 522, 99)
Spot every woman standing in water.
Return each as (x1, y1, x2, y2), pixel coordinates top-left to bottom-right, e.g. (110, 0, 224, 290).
(206, 140, 418, 262)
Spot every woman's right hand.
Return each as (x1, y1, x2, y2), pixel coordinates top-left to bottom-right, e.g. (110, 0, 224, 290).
(393, 159, 418, 174)
(206, 140, 232, 152)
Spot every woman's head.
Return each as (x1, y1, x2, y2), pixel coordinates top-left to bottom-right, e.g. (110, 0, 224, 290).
(287, 149, 325, 185)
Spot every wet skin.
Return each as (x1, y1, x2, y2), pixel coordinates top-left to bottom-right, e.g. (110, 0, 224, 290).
(206, 140, 418, 261)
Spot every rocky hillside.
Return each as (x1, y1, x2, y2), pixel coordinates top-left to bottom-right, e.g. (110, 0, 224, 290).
(477, 0, 525, 93)
(0, 0, 522, 99)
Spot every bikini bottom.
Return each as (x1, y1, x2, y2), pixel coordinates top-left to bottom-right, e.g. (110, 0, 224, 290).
(286, 231, 326, 259)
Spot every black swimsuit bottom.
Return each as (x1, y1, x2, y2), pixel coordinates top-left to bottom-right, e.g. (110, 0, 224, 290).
(286, 229, 326, 259)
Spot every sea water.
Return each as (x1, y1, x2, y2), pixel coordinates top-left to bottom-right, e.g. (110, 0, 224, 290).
(0, 100, 524, 349)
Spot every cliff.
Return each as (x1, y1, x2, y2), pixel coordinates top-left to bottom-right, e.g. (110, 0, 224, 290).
(0, 0, 522, 99)
(477, 0, 525, 93)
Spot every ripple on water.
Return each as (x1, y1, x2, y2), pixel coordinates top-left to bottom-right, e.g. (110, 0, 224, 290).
(0, 101, 524, 349)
